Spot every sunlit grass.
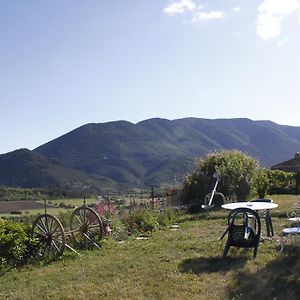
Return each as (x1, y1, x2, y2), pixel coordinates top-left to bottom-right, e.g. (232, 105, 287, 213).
(0, 195, 299, 299)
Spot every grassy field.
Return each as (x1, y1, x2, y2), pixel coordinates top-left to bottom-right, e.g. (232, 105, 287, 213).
(0, 195, 300, 299)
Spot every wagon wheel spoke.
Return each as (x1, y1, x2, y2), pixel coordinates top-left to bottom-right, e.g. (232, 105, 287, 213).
(85, 210, 93, 226)
(87, 224, 102, 229)
(35, 223, 47, 235)
(74, 214, 83, 226)
(83, 233, 101, 249)
(48, 217, 55, 233)
(82, 209, 93, 227)
(37, 217, 49, 233)
(41, 216, 50, 234)
(50, 224, 60, 236)
(51, 240, 61, 252)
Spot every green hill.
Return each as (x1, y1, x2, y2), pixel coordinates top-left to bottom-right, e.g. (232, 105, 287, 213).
(1, 117, 300, 189)
(0, 149, 114, 190)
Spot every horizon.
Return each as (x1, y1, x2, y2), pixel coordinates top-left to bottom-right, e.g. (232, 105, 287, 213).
(1, 0, 300, 153)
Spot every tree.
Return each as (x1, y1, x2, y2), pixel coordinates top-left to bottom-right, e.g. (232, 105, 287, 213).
(182, 150, 259, 204)
(252, 168, 270, 198)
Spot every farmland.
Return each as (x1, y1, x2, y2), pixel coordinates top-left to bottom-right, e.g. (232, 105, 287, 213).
(0, 200, 54, 214)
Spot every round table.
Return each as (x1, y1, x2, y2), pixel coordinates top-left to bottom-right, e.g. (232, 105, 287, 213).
(222, 202, 278, 210)
(288, 217, 300, 222)
(221, 202, 278, 237)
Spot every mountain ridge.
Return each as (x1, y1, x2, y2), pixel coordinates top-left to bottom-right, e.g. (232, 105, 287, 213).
(1, 117, 300, 189)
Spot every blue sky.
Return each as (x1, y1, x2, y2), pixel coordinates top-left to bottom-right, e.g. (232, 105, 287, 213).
(1, 0, 300, 154)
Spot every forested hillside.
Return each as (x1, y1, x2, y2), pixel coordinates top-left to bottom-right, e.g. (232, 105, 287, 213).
(1, 118, 300, 189)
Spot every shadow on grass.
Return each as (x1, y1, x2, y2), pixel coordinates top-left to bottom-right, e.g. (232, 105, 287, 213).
(226, 253, 300, 300)
(179, 256, 247, 275)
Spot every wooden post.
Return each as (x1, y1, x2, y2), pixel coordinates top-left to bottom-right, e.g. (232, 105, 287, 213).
(151, 186, 154, 210)
(296, 172, 300, 194)
(106, 189, 111, 215)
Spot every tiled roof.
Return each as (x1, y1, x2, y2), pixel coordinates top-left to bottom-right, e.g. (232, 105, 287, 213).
(271, 153, 300, 172)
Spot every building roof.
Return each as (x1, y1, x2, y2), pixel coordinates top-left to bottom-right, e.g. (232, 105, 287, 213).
(271, 152, 300, 173)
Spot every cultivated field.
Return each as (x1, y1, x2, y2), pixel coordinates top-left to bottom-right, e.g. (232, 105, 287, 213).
(0, 200, 54, 214)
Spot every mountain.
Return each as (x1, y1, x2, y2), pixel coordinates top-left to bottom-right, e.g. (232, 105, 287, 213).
(0, 149, 114, 190)
(1, 117, 300, 189)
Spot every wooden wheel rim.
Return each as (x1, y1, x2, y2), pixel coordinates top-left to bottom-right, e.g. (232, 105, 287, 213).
(70, 206, 103, 244)
(31, 214, 66, 258)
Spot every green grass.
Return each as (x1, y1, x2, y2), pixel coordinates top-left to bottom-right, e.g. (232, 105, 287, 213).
(0, 195, 300, 299)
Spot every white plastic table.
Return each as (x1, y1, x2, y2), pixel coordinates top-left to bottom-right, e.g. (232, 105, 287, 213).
(222, 202, 278, 237)
(221, 202, 278, 211)
(288, 217, 300, 223)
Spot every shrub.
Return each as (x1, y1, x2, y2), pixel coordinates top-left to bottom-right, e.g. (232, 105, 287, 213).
(0, 220, 38, 269)
(182, 150, 259, 204)
(121, 209, 159, 236)
(111, 217, 129, 241)
(253, 168, 270, 198)
(156, 209, 176, 227)
(268, 169, 296, 195)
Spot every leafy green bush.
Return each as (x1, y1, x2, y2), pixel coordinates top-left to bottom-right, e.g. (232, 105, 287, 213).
(0, 220, 38, 269)
(122, 209, 159, 235)
(156, 209, 176, 227)
(111, 217, 129, 241)
(119, 208, 177, 237)
(268, 169, 296, 195)
(252, 169, 296, 197)
(182, 150, 259, 204)
(252, 168, 270, 198)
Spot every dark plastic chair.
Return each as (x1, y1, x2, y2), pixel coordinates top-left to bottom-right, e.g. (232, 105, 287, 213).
(220, 207, 261, 258)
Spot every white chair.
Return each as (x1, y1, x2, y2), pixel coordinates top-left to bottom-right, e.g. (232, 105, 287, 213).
(280, 210, 300, 252)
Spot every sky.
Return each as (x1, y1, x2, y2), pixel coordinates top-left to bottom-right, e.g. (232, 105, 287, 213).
(1, 0, 300, 154)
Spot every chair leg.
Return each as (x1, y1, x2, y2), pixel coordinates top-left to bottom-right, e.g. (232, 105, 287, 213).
(223, 243, 230, 258)
(253, 245, 259, 258)
(279, 234, 284, 253)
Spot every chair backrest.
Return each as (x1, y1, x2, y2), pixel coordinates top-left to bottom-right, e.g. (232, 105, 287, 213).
(227, 207, 261, 247)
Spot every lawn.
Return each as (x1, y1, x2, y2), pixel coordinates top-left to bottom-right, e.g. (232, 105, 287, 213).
(0, 195, 299, 299)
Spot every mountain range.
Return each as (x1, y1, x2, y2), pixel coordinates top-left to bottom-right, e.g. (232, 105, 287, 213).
(1, 117, 300, 190)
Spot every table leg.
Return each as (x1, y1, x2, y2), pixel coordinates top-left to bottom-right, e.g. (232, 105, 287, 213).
(265, 210, 274, 237)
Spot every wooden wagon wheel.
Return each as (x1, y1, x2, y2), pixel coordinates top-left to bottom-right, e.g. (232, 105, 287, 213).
(31, 214, 66, 260)
(69, 206, 104, 249)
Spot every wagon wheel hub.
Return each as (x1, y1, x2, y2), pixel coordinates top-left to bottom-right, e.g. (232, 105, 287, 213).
(80, 224, 89, 235)
(40, 233, 52, 244)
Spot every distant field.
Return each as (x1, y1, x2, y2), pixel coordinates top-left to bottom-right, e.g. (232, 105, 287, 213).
(0, 200, 55, 214)
(45, 198, 96, 207)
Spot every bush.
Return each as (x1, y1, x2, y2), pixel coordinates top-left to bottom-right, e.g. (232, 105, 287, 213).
(253, 168, 270, 198)
(111, 217, 129, 241)
(268, 170, 296, 195)
(156, 209, 176, 227)
(0, 220, 38, 269)
(122, 209, 158, 235)
(182, 150, 259, 204)
(119, 208, 177, 237)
